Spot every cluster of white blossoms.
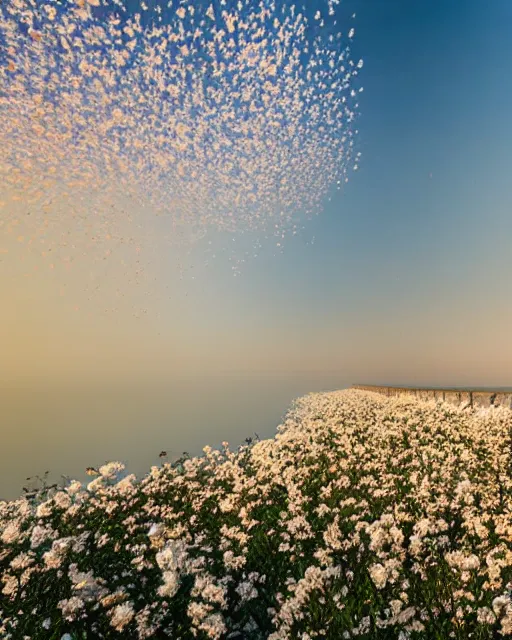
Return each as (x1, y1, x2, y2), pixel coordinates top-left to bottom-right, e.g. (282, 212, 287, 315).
(3, 388, 512, 638)
(0, 0, 362, 282)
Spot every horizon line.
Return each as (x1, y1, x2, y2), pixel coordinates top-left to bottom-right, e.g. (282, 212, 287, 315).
(352, 384, 512, 392)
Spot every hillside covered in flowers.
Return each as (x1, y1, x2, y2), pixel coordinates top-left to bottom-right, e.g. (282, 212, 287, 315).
(2, 388, 512, 639)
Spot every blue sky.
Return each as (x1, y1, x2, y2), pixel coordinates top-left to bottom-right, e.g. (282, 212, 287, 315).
(3, 0, 511, 389)
(4, 0, 512, 388)
(161, 0, 512, 388)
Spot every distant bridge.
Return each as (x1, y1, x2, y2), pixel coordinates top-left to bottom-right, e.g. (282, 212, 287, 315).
(351, 384, 512, 409)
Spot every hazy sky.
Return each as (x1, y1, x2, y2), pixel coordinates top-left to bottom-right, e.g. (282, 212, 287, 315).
(1, 0, 511, 498)
(3, 0, 511, 388)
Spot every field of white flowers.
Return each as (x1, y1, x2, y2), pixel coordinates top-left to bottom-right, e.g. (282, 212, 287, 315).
(2, 388, 512, 640)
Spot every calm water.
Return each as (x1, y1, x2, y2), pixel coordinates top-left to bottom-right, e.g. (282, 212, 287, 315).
(0, 375, 350, 501)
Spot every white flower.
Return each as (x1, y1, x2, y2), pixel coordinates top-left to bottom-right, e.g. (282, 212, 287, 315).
(115, 474, 137, 494)
(31, 525, 53, 549)
(477, 607, 496, 624)
(58, 596, 85, 621)
(110, 601, 135, 631)
(157, 570, 180, 598)
(148, 523, 165, 538)
(369, 563, 387, 589)
(235, 580, 258, 602)
(493, 595, 511, 616)
(99, 461, 125, 480)
(53, 492, 71, 510)
(1, 522, 21, 544)
(87, 477, 104, 493)
(36, 501, 53, 518)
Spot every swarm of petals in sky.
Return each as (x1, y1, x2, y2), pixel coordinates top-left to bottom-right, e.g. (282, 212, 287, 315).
(0, 0, 363, 276)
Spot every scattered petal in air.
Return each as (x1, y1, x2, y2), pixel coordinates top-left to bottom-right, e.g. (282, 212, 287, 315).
(0, 0, 362, 289)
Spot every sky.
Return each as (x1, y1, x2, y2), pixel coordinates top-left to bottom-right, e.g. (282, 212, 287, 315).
(1, 0, 511, 499)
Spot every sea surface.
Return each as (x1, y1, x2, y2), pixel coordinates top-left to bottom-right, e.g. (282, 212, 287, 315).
(0, 374, 349, 502)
